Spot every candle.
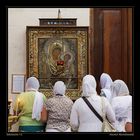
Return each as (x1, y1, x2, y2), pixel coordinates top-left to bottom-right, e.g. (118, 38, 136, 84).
(16, 98, 20, 116)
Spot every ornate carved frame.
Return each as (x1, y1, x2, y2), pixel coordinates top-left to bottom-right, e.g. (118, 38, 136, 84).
(26, 26, 89, 100)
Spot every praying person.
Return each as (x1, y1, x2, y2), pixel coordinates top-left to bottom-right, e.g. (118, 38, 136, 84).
(70, 75, 115, 132)
(13, 77, 47, 132)
(100, 73, 113, 102)
(45, 81, 73, 132)
(111, 80, 132, 132)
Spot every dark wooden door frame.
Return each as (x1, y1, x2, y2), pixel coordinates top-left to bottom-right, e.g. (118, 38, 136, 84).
(89, 8, 132, 94)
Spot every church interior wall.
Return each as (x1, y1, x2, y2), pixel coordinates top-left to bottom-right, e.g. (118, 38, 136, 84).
(8, 8, 90, 132)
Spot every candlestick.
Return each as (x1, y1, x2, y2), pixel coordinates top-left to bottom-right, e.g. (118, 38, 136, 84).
(16, 98, 20, 116)
(8, 99, 12, 116)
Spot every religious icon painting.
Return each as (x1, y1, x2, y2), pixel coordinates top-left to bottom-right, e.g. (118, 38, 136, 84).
(27, 26, 89, 100)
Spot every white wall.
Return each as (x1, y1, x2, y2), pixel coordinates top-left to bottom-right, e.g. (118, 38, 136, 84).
(8, 8, 89, 131)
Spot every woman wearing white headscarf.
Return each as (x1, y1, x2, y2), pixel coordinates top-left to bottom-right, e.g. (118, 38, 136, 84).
(100, 73, 113, 102)
(45, 81, 73, 132)
(70, 75, 115, 132)
(13, 77, 47, 132)
(111, 80, 132, 132)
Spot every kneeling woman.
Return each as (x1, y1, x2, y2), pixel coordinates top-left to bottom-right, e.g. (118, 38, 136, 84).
(13, 77, 47, 132)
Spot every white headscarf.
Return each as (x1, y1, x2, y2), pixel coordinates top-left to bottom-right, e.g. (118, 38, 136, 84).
(53, 81, 66, 95)
(26, 77, 43, 121)
(111, 80, 129, 98)
(100, 73, 113, 101)
(82, 75, 97, 97)
(26, 77, 40, 91)
(110, 80, 131, 132)
(100, 73, 113, 89)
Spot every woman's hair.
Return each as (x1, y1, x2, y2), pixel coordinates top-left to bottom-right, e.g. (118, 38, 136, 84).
(111, 80, 129, 97)
(82, 75, 97, 97)
(53, 81, 66, 95)
(100, 73, 113, 89)
(26, 77, 40, 91)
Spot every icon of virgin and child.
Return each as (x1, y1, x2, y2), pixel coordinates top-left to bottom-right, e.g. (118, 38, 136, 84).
(40, 39, 78, 89)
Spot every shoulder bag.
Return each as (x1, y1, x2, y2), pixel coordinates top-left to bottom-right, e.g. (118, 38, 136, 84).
(82, 96, 116, 132)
